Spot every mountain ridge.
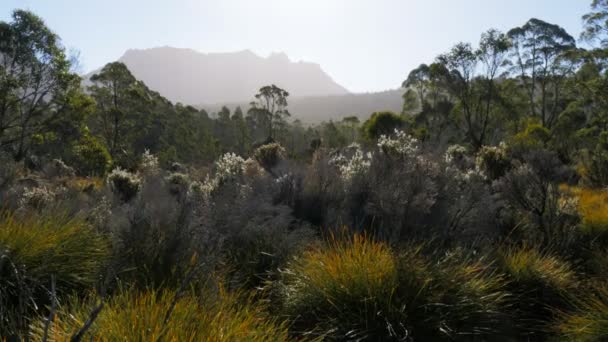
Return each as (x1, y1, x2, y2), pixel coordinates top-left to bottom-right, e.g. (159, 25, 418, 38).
(87, 47, 350, 105)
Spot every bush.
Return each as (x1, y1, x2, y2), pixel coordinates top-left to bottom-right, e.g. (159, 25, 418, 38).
(253, 142, 285, 174)
(277, 234, 508, 340)
(581, 131, 608, 187)
(107, 168, 141, 202)
(42, 159, 75, 179)
(19, 186, 57, 210)
(165, 172, 191, 196)
(31, 286, 289, 341)
(71, 133, 112, 177)
(476, 143, 511, 180)
(0, 214, 109, 336)
(362, 111, 406, 140)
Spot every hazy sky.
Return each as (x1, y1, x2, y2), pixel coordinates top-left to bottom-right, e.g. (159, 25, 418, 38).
(0, 0, 590, 93)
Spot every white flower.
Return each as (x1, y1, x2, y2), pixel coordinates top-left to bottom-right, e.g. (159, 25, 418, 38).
(378, 129, 419, 156)
(215, 153, 246, 182)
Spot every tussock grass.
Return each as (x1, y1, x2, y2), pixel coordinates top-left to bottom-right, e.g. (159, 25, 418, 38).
(32, 286, 290, 341)
(0, 213, 109, 335)
(497, 245, 578, 336)
(555, 282, 608, 341)
(278, 234, 509, 340)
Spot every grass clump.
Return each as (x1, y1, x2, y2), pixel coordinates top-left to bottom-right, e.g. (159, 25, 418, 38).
(32, 286, 289, 341)
(0, 213, 109, 336)
(497, 245, 578, 336)
(554, 283, 608, 341)
(277, 234, 509, 340)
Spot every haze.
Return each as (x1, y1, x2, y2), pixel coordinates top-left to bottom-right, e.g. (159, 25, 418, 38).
(0, 0, 588, 93)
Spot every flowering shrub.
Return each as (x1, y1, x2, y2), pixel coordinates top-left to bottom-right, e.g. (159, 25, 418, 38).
(215, 153, 246, 183)
(139, 149, 160, 175)
(165, 172, 190, 195)
(476, 143, 511, 180)
(20, 186, 56, 209)
(107, 168, 141, 202)
(43, 159, 75, 179)
(377, 129, 419, 156)
(444, 145, 467, 164)
(330, 144, 372, 183)
(253, 143, 285, 172)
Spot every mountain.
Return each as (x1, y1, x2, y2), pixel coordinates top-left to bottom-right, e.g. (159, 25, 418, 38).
(91, 47, 349, 105)
(201, 89, 405, 123)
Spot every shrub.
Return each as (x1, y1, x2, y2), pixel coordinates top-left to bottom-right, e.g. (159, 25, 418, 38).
(497, 245, 578, 336)
(253, 142, 285, 174)
(139, 149, 160, 175)
(71, 133, 112, 177)
(475, 143, 511, 180)
(0, 214, 109, 336)
(566, 187, 608, 245)
(165, 172, 190, 196)
(42, 159, 75, 179)
(19, 186, 56, 210)
(107, 168, 141, 202)
(444, 144, 469, 166)
(580, 131, 608, 188)
(31, 287, 289, 341)
(362, 111, 406, 140)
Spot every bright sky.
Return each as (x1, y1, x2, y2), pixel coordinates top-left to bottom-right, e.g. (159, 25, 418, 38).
(0, 0, 590, 93)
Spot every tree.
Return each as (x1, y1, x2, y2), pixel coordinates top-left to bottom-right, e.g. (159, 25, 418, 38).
(89, 62, 146, 159)
(341, 116, 360, 143)
(582, 0, 608, 48)
(231, 106, 249, 155)
(362, 111, 406, 140)
(0, 9, 80, 160)
(508, 19, 576, 127)
(436, 41, 499, 149)
(248, 85, 290, 140)
(402, 64, 431, 110)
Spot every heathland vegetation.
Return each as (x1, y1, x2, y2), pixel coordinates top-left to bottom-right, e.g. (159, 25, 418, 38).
(4, 1, 608, 340)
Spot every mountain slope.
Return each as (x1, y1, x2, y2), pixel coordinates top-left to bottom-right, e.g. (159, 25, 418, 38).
(96, 47, 349, 104)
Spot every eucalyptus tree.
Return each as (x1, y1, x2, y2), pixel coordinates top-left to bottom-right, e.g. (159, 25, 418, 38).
(403, 64, 431, 109)
(88, 62, 149, 159)
(582, 0, 608, 48)
(0, 9, 80, 160)
(248, 84, 290, 140)
(507, 19, 576, 127)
